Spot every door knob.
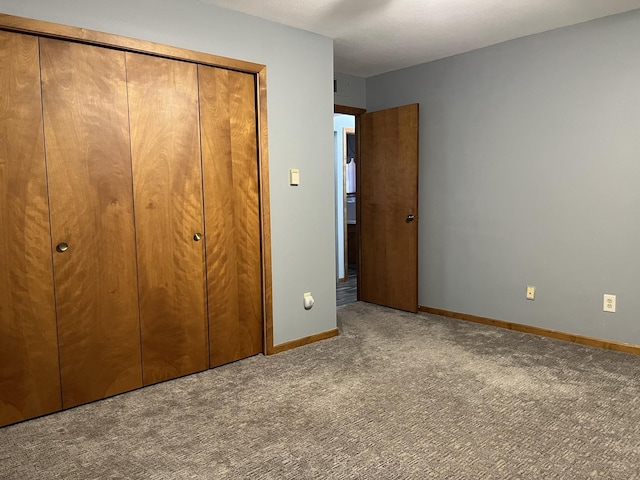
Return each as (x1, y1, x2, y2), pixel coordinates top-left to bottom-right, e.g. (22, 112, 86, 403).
(56, 242, 69, 253)
(193, 233, 202, 242)
(406, 215, 415, 223)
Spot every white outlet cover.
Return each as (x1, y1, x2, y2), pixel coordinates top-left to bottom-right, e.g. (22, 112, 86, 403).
(603, 294, 616, 313)
(526, 285, 535, 300)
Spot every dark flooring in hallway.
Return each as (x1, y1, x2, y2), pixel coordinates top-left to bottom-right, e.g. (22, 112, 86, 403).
(337, 265, 357, 307)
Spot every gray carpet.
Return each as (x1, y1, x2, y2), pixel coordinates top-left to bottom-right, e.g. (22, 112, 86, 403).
(2, 302, 640, 479)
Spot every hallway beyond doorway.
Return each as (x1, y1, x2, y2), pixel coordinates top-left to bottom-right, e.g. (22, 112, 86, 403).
(337, 265, 357, 307)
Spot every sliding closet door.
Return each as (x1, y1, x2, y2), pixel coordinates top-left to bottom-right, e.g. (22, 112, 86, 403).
(199, 66, 263, 367)
(40, 38, 142, 408)
(127, 53, 208, 385)
(0, 32, 61, 426)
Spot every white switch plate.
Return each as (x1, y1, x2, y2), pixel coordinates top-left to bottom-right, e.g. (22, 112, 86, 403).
(289, 168, 300, 186)
(603, 294, 616, 313)
(526, 285, 535, 300)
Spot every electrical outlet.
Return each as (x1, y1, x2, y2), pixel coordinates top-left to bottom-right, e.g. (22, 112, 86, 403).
(303, 292, 314, 310)
(603, 294, 616, 313)
(526, 285, 535, 300)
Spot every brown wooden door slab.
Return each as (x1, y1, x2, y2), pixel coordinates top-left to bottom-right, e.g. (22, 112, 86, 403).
(359, 104, 419, 312)
(40, 38, 142, 408)
(198, 66, 263, 367)
(127, 53, 208, 384)
(0, 31, 61, 426)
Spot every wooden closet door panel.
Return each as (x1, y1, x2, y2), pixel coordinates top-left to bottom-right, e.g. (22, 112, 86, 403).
(0, 31, 61, 426)
(40, 38, 142, 408)
(199, 66, 262, 367)
(126, 53, 208, 385)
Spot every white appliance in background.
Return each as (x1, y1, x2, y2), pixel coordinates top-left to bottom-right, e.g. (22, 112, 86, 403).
(346, 158, 356, 194)
(346, 196, 356, 224)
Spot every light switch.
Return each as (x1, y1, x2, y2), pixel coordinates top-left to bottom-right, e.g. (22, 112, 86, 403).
(289, 168, 300, 186)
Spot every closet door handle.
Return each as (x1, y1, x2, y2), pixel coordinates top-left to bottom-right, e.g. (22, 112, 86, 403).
(406, 214, 415, 223)
(193, 233, 202, 242)
(56, 242, 69, 253)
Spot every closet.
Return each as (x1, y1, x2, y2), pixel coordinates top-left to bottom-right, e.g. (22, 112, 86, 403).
(0, 31, 61, 426)
(127, 53, 209, 385)
(199, 66, 263, 368)
(0, 23, 267, 427)
(40, 38, 143, 409)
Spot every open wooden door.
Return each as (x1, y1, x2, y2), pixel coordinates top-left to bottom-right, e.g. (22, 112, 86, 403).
(359, 104, 419, 312)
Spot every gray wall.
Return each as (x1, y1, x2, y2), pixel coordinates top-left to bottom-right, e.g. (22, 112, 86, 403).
(367, 10, 640, 345)
(0, 0, 337, 345)
(334, 72, 366, 109)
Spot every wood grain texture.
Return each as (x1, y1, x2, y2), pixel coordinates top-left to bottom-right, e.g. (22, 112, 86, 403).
(420, 306, 640, 356)
(256, 69, 275, 355)
(334, 105, 367, 115)
(39, 38, 142, 408)
(0, 31, 61, 427)
(360, 104, 419, 313)
(127, 53, 208, 385)
(199, 66, 263, 367)
(270, 328, 339, 355)
(2, 14, 275, 361)
(0, 14, 263, 74)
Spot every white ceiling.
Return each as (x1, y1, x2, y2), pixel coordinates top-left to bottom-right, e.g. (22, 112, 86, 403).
(199, 0, 640, 77)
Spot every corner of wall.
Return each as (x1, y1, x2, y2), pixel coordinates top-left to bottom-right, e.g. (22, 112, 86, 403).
(334, 72, 366, 109)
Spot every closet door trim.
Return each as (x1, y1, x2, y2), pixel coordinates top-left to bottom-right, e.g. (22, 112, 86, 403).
(0, 13, 275, 355)
(0, 14, 262, 73)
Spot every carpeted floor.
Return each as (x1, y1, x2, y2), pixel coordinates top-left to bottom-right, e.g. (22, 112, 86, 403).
(2, 302, 640, 479)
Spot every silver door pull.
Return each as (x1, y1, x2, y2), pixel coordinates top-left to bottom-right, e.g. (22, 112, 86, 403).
(406, 215, 415, 223)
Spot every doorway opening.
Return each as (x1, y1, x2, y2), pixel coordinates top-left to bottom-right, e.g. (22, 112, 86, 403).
(334, 113, 357, 306)
(334, 103, 419, 313)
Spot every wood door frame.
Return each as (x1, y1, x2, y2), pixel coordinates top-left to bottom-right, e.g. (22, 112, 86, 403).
(335, 105, 366, 300)
(0, 14, 275, 355)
